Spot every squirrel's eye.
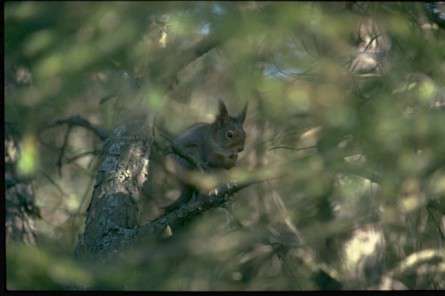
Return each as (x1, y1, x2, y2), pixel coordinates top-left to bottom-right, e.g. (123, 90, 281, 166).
(226, 130, 234, 139)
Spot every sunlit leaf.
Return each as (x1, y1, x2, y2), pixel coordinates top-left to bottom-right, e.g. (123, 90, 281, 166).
(17, 134, 39, 176)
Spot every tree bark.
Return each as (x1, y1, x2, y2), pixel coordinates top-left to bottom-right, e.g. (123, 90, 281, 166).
(74, 115, 152, 260)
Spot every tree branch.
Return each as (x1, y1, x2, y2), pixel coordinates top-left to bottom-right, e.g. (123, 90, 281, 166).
(47, 115, 109, 141)
(269, 145, 316, 152)
(138, 178, 269, 237)
(57, 125, 72, 177)
(64, 150, 101, 164)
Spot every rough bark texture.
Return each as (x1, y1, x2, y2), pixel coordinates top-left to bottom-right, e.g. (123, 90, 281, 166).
(74, 115, 152, 260)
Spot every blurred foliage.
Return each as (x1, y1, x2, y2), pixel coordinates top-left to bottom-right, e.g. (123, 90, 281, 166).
(5, 1, 445, 290)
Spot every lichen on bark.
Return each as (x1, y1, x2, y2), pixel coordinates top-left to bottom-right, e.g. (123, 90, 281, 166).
(75, 116, 153, 260)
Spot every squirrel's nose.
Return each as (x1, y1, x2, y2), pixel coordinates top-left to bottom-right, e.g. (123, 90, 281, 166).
(237, 147, 244, 153)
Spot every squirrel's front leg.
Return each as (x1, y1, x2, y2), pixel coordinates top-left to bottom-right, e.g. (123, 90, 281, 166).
(163, 147, 202, 212)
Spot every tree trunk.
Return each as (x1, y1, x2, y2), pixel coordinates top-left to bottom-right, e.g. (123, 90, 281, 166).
(75, 115, 152, 260)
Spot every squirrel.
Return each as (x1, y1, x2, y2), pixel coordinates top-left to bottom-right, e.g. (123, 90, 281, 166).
(162, 100, 247, 212)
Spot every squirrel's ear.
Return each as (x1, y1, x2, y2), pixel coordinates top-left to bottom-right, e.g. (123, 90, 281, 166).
(237, 102, 248, 124)
(216, 100, 229, 124)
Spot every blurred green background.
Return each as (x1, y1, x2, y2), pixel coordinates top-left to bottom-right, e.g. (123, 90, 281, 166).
(5, 1, 445, 290)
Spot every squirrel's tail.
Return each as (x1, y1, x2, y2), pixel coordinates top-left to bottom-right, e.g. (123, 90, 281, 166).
(161, 188, 194, 212)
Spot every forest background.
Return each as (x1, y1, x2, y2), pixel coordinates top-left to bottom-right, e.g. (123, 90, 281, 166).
(5, 1, 445, 290)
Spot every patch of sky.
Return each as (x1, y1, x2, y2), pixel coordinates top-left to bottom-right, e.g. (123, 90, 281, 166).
(199, 23, 210, 36)
(263, 64, 304, 79)
(212, 3, 225, 16)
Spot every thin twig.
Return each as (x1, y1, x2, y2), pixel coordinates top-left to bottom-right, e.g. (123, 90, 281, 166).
(39, 170, 69, 197)
(65, 150, 100, 164)
(363, 33, 381, 52)
(57, 125, 72, 177)
(269, 145, 316, 152)
(99, 94, 117, 105)
(46, 115, 109, 141)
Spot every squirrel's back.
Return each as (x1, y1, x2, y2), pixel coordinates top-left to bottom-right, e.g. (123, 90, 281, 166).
(173, 122, 210, 146)
(172, 100, 247, 170)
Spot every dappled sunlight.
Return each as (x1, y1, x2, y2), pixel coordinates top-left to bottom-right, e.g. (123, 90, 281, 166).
(5, 1, 445, 291)
(17, 134, 39, 176)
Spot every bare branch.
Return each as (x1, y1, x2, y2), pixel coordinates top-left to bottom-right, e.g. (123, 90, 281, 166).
(57, 125, 72, 177)
(64, 150, 101, 164)
(46, 115, 109, 141)
(269, 145, 316, 152)
(138, 177, 270, 237)
(39, 170, 69, 197)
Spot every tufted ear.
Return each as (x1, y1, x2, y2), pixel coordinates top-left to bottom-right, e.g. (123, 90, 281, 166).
(215, 99, 229, 125)
(237, 102, 248, 125)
